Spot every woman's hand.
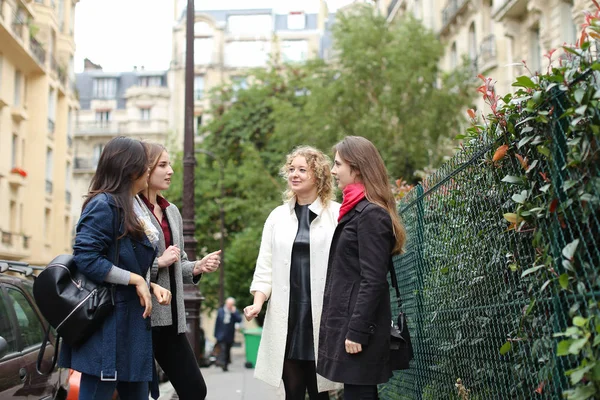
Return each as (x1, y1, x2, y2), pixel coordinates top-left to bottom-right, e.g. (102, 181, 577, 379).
(345, 339, 362, 354)
(193, 250, 222, 275)
(130, 274, 152, 318)
(243, 304, 262, 322)
(157, 245, 180, 268)
(151, 283, 172, 305)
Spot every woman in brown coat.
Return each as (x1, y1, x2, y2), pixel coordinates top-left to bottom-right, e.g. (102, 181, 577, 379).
(317, 136, 406, 400)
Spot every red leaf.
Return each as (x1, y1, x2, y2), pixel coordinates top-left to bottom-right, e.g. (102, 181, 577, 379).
(493, 144, 509, 162)
(467, 108, 476, 119)
(535, 381, 545, 394)
(515, 154, 528, 170)
(549, 199, 559, 213)
(539, 172, 550, 182)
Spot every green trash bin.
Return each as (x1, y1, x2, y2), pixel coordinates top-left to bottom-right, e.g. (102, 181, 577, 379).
(243, 327, 263, 368)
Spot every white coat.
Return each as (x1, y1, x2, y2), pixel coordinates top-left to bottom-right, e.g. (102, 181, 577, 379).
(250, 197, 343, 392)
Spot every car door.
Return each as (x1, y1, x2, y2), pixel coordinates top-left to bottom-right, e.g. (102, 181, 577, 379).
(5, 284, 57, 400)
(0, 285, 27, 400)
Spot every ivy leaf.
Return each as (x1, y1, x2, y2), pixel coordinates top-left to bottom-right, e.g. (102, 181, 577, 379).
(518, 135, 534, 148)
(563, 384, 596, 400)
(537, 145, 551, 158)
(521, 265, 545, 278)
(502, 175, 525, 185)
(574, 88, 586, 104)
(559, 273, 569, 289)
(513, 75, 537, 89)
(563, 239, 580, 260)
(568, 337, 589, 355)
(568, 363, 595, 386)
(557, 339, 572, 356)
(512, 190, 529, 204)
(573, 316, 589, 327)
(575, 105, 588, 115)
(526, 159, 539, 173)
(540, 183, 551, 193)
(563, 180, 578, 191)
(499, 341, 512, 355)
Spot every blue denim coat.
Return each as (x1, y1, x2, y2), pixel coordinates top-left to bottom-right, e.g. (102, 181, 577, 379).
(59, 193, 156, 382)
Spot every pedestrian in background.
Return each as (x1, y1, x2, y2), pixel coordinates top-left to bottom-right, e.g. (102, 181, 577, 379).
(59, 136, 172, 400)
(137, 142, 221, 400)
(244, 146, 342, 400)
(317, 136, 406, 400)
(214, 297, 242, 371)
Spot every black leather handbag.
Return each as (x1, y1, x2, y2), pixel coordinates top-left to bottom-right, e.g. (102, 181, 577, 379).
(34, 210, 120, 373)
(389, 263, 413, 370)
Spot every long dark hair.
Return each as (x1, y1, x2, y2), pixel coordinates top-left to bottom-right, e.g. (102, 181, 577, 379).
(82, 136, 148, 238)
(333, 136, 406, 254)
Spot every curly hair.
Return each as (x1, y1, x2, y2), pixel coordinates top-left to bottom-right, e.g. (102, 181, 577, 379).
(280, 145, 335, 206)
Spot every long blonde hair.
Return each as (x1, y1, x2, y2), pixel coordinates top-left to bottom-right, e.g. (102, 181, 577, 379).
(333, 136, 406, 254)
(280, 145, 335, 206)
(140, 142, 167, 198)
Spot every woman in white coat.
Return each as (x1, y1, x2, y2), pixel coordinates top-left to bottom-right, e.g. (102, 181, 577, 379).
(244, 146, 342, 400)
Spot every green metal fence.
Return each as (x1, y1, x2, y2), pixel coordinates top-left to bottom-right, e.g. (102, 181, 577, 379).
(381, 71, 600, 399)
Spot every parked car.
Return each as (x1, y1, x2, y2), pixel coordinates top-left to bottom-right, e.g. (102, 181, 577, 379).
(0, 261, 69, 400)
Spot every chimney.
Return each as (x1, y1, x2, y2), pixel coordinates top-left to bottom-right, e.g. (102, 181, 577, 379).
(83, 58, 102, 71)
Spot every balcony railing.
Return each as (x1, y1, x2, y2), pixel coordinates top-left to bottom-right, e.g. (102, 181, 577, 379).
(30, 36, 46, 65)
(75, 121, 120, 135)
(74, 157, 97, 171)
(45, 180, 53, 194)
(11, 10, 25, 40)
(57, 65, 67, 87)
(50, 56, 59, 76)
(479, 34, 497, 67)
(441, 0, 468, 31)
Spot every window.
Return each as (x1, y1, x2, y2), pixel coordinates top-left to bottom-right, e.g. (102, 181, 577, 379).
(95, 110, 111, 126)
(194, 38, 213, 65)
(9, 201, 16, 232)
(194, 21, 213, 36)
(140, 108, 151, 121)
(92, 143, 104, 167)
(44, 208, 51, 243)
(468, 23, 477, 61)
(287, 11, 306, 30)
(11, 134, 17, 168)
(58, 0, 64, 31)
(195, 115, 203, 136)
(92, 78, 117, 98)
(530, 26, 541, 73)
(70, 4, 75, 34)
(450, 42, 458, 69)
(65, 161, 71, 192)
(231, 76, 248, 92)
(14, 70, 22, 106)
(281, 40, 309, 63)
(67, 107, 73, 146)
(194, 75, 204, 100)
(45, 148, 53, 194)
(48, 88, 56, 132)
(227, 14, 272, 35)
(7, 288, 44, 349)
(225, 41, 271, 68)
(138, 76, 162, 87)
(0, 296, 18, 357)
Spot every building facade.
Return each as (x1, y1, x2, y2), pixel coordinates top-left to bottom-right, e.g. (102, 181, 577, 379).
(168, 0, 331, 147)
(381, 0, 585, 112)
(72, 64, 171, 221)
(0, 0, 79, 264)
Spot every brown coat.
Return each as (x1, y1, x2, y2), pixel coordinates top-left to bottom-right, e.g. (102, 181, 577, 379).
(317, 199, 394, 385)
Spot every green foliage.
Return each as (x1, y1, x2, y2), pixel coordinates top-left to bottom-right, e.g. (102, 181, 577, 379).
(169, 5, 474, 314)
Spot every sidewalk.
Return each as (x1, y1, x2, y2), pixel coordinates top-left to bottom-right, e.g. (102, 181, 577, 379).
(157, 345, 283, 400)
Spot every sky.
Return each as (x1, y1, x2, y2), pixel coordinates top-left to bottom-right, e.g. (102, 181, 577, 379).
(74, 0, 354, 73)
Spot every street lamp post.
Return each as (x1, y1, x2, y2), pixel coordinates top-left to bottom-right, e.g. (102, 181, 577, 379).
(195, 148, 225, 307)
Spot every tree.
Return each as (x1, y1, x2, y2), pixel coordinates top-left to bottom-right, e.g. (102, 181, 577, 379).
(167, 5, 475, 314)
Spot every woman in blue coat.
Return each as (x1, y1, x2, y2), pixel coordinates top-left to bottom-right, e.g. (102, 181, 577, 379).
(59, 136, 172, 400)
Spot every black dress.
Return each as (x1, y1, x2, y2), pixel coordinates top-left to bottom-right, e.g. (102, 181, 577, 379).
(285, 203, 317, 360)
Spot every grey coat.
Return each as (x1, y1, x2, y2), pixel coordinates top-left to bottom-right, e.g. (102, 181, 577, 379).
(136, 196, 201, 334)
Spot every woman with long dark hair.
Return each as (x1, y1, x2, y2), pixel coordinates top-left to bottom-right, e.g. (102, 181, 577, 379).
(318, 136, 406, 400)
(136, 142, 221, 400)
(59, 136, 171, 400)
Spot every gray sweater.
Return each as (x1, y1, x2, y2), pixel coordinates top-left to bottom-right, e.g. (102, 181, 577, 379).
(136, 196, 201, 334)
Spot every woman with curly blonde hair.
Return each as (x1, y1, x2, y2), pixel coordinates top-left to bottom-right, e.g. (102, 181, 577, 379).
(244, 146, 342, 399)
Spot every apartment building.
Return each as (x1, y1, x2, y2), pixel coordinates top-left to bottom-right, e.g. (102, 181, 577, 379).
(168, 0, 331, 147)
(0, 0, 79, 264)
(72, 63, 171, 220)
(382, 0, 585, 109)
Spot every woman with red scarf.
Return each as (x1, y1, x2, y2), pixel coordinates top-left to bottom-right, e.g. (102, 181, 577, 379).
(317, 136, 406, 400)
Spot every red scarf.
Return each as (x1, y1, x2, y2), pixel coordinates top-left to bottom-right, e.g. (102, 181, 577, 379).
(338, 183, 365, 222)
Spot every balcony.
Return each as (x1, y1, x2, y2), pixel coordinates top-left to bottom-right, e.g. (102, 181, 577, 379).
(441, 0, 470, 34)
(74, 157, 97, 172)
(75, 121, 120, 136)
(493, 0, 528, 21)
(11, 10, 26, 41)
(478, 34, 497, 73)
(29, 36, 46, 65)
(119, 119, 170, 135)
(0, 230, 31, 259)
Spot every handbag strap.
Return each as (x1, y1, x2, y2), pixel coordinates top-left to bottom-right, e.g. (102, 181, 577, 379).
(388, 262, 402, 309)
(36, 204, 121, 375)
